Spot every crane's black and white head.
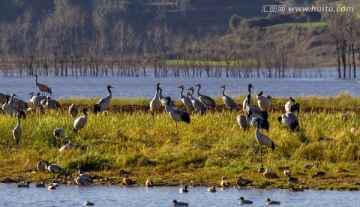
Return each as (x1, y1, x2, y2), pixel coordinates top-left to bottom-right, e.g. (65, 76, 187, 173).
(156, 83, 161, 91)
(289, 97, 295, 102)
(267, 95, 272, 100)
(82, 108, 88, 115)
(29, 92, 34, 96)
(177, 85, 184, 89)
(195, 83, 201, 88)
(187, 87, 194, 93)
(248, 84, 253, 90)
(220, 85, 225, 89)
(165, 96, 172, 106)
(258, 91, 263, 96)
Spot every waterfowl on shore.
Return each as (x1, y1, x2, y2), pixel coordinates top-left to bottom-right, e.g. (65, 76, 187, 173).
(266, 198, 280, 205)
(17, 181, 30, 188)
(84, 201, 95, 206)
(257, 91, 272, 112)
(35, 75, 52, 96)
(145, 178, 154, 187)
(289, 185, 304, 192)
(178, 85, 194, 113)
(208, 186, 216, 192)
(172, 200, 189, 207)
(312, 172, 326, 179)
(263, 169, 279, 179)
(122, 174, 136, 186)
(236, 176, 252, 186)
(69, 103, 79, 118)
(94, 85, 113, 114)
(195, 84, 216, 109)
(288, 177, 298, 183)
(283, 169, 291, 177)
(74, 108, 88, 132)
(220, 85, 237, 110)
(43, 160, 62, 173)
(179, 185, 188, 193)
(37, 160, 47, 172)
(239, 196, 253, 204)
(220, 176, 231, 188)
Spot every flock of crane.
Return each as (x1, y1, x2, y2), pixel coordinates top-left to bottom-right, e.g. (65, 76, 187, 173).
(0, 76, 302, 165)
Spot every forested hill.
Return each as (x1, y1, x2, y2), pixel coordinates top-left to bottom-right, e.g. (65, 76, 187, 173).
(0, 0, 280, 34)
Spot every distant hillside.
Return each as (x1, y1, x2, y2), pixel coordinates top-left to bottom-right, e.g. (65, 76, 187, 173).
(0, 0, 280, 34)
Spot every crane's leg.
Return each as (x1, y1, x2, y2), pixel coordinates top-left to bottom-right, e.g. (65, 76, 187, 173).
(260, 146, 262, 164)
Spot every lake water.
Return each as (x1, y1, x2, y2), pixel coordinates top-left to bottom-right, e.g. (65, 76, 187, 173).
(1, 184, 359, 207)
(1, 72, 359, 101)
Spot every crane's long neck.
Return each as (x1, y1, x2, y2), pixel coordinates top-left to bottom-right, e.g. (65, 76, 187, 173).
(196, 86, 201, 97)
(180, 87, 184, 98)
(107, 87, 112, 95)
(17, 116, 21, 126)
(84, 111, 88, 116)
(248, 85, 252, 95)
(222, 87, 225, 96)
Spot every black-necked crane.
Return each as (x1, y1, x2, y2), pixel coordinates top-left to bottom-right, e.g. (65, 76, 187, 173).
(195, 84, 216, 109)
(257, 91, 272, 112)
(94, 85, 113, 114)
(220, 85, 238, 110)
(2, 95, 20, 116)
(237, 114, 249, 131)
(254, 117, 275, 167)
(53, 128, 65, 147)
(13, 112, 23, 145)
(242, 84, 254, 112)
(159, 88, 176, 107)
(239, 197, 253, 204)
(34, 75, 52, 96)
(43, 160, 62, 173)
(187, 88, 206, 114)
(149, 83, 162, 115)
(29, 92, 46, 108)
(59, 140, 74, 152)
(249, 109, 269, 132)
(266, 198, 281, 205)
(74, 108, 88, 132)
(285, 97, 300, 113)
(278, 112, 299, 131)
(41, 96, 60, 109)
(164, 96, 190, 132)
(37, 160, 47, 172)
(177, 85, 194, 113)
(69, 103, 79, 118)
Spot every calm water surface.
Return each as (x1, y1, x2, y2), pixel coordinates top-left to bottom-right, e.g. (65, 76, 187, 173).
(1, 185, 359, 207)
(0, 75, 359, 101)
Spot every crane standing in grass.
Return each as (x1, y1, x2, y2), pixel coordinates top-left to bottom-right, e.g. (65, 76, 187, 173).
(34, 75, 52, 96)
(243, 84, 254, 112)
(13, 112, 24, 145)
(220, 85, 237, 110)
(257, 91, 272, 112)
(178, 85, 194, 113)
(164, 96, 190, 132)
(74, 108, 88, 132)
(195, 84, 216, 109)
(187, 88, 206, 115)
(254, 117, 275, 170)
(285, 97, 300, 113)
(149, 83, 162, 116)
(94, 85, 113, 114)
(278, 112, 299, 131)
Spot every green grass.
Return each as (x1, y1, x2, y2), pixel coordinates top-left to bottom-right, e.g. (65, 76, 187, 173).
(0, 95, 359, 189)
